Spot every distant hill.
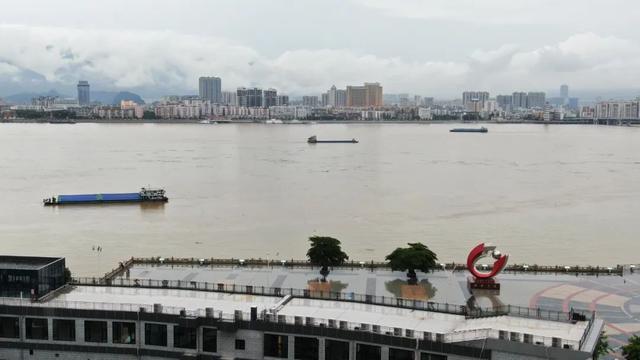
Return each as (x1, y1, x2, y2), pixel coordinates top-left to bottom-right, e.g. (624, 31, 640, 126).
(92, 91, 145, 105)
(3, 90, 145, 106)
(4, 90, 68, 105)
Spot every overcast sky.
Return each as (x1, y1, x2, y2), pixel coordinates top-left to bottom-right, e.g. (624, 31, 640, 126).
(1, 0, 640, 98)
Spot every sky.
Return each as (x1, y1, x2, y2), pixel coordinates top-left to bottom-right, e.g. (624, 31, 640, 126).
(1, 0, 640, 99)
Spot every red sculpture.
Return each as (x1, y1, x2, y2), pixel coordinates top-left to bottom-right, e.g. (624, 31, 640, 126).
(467, 243, 508, 279)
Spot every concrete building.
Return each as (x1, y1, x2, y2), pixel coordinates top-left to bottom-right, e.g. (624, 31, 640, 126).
(198, 77, 222, 103)
(422, 97, 434, 107)
(263, 88, 278, 108)
(77, 81, 90, 105)
(277, 95, 289, 106)
(0, 256, 604, 360)
(237, 88, 263, 108)
(560, 84, 569, 100)
(596, 101, 640, 119)
(302, 96, 319, 107)
(512, 92, 527, 109)
(462, 92, 490, 112)
(326, 85, 346, 108)
(527, 92, 546, 109)
(496, 95, 512, 111)
(346, 83, 383, 107)
(120, 100, 144, 119)
(221, 91, 237, 106)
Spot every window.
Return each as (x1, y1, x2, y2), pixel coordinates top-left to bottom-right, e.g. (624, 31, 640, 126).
(235, 339, 245, 350)
(325, 339, 349, 360)
(26, 318, 48, 340)
(145, 323, 167, 347)
(0, 317, 19, 339)
(356, 343, 381, 360)
(174, 325, 196, 349)
(52, 319, 75, 341)
(202, 327, 217, 353)
(294, 336, 318, 360)
(264, 334, 288, 358)
(421, 353, 447, 360)
(389, 348, 413, 360)
(113, 322, 136, 344)
(84, 321, 107, 343)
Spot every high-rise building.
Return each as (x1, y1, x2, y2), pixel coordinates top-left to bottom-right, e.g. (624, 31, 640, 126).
(237, 87, 263, 107)
(199, 77, 222, 103)
(302, 96, 319, 107)
(526, 92, 546, 109)
(512, 92, 527, 109)
(346, 82, 383, 107)
(221, 91, 237, 106)
(496, 95, 513, 110)
(560, 84, 569, 99)
(263, 88, 278, 108)
(77, 81, 90, 105)
(462, 91, 489, 112)
(422, 97, 434, 107)
(365, 83, 383, 107)
(276, 95, 289, 106)
(335, 90, 346, 107)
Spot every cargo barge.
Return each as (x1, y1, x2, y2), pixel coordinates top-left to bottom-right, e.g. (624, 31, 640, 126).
(307, 135, 358, 143)
(450, 127, 488, 133)
(43, 188, 168, 206)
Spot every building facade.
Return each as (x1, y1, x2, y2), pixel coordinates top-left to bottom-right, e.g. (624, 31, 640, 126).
(198, 77, 222, 103)
(77, 81, 90, 106)
(237, 88, 263, 108)
(263, 89, 278, 108)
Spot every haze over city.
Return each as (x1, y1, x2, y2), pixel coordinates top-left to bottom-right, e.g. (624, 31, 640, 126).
(2, 0, 640, 100)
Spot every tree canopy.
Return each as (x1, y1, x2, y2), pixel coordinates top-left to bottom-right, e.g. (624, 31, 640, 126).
(306, 236, 349, 270)
(594, 331, 610, 359)
(385, 243, 438, 279)
(623, 334, 640, 359)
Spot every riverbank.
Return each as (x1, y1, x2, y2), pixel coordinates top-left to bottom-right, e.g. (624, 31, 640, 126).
(1, 118, 633, 125)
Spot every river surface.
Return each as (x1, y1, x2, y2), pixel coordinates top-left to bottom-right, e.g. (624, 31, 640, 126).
(1, 123, 639, 275)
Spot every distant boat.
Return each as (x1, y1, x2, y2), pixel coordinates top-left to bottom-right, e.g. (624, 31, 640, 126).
(265, 119, 284, 124)
(43, 187, 168, 206)
(450, 127, 488, 133)
(49, 120, 76, 124)
(307, 135, 358, 144)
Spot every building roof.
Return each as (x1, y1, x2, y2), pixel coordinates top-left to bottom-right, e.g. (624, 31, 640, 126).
(29, 284, 592, 350)
(0, 256, 63, 271)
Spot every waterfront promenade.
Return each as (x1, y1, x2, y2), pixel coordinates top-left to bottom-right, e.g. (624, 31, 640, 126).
(108, 259, 640, 358)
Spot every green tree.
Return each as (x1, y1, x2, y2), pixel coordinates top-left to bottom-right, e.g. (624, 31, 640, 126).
(386, 243, 438, 284)
(306, 236, 349, 282)
(594, 331, 611, 359)
(64, 267, 72, 283)
(623, 335, 640, 360)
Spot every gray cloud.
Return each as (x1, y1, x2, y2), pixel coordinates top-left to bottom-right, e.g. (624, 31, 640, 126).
(0, 24, 639, 98)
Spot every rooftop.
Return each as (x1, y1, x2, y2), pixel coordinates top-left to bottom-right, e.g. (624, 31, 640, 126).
(0, 255, 63, 271)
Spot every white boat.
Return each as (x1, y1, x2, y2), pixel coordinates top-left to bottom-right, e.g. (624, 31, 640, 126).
(265, 119, 284, 124)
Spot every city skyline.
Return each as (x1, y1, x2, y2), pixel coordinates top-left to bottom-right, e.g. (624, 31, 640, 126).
(1, 1, 640, 99)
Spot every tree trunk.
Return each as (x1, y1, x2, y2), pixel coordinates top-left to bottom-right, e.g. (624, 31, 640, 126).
(320, 266, 330, 282)
(407, 269, 417, 285)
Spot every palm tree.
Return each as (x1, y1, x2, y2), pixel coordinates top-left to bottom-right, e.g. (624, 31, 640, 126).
(386, 243, 438, 284)
(306, 236, 349, 282)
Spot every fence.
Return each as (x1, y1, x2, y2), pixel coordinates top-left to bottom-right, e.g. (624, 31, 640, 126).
(123, 257, 624, 276)
(71, 277, 588, 325)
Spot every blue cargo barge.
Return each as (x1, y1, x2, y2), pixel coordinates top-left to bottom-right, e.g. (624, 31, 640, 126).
(43, 188, 168, 206)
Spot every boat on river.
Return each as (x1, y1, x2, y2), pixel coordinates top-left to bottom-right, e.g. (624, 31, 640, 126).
(307, 135, 358, 144)
(450, 127, 488, 133)
(43, 187, 168, 206)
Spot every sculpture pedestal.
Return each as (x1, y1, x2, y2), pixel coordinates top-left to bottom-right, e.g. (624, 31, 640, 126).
(467, 276, 500, 291)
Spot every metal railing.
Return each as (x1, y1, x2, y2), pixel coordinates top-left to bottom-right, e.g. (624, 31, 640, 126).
(70, 277, 589, 324)
(0, 292, 584, 350)
(125, 256, 624, 276)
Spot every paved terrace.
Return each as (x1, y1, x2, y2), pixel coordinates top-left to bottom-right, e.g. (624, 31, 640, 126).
(115, 262, 640, 358)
